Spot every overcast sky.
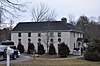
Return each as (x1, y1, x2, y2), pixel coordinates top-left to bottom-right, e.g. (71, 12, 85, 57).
(11, 0, 100, 22)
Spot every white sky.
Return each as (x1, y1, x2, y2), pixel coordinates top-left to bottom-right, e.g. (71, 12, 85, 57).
(10, 0, 100, 22)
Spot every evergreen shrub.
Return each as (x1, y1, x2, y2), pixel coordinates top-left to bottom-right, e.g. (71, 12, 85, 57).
(58, 43, 69, 58)
(84, 39, 100, 61)
(38, 44, 45, 55)
(27, 43, 35, 54)
(17, 43, 24, 53)
(49, 44, 56, 55)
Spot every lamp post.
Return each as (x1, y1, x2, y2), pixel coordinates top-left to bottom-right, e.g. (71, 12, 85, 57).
(6, 46, 14, 66)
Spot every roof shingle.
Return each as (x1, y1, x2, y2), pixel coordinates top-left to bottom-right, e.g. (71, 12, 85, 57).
(12, 21, 78, 32)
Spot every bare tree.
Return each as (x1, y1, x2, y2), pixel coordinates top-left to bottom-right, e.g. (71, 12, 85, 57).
(0, 7, 5, 29)
(89, 16, 96, 22)
(0, 0, 27, 29)
(0, 0, 26, 19)
(31, 3, 56, 22)
(31, 3, 56, 53)
(0, 6, 3, 29)
(97, 16, 100, 24)
(68, 14, 76, 25)
(9, 19, 14, 30)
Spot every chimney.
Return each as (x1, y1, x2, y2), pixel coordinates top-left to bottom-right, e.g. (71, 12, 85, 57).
(61, 17, 67, 23)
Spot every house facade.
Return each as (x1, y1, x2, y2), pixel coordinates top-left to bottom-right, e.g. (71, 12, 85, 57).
(11, 18, 83, 55)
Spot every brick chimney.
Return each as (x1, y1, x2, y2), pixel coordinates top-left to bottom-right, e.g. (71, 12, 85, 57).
(61, 17, 67, 23)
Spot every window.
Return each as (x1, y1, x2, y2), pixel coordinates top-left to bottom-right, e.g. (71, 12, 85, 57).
(18, 39, 21, 44)
(78, 42, 81, 46)
(58, 38, 61, 43)
(18, 39, 21, 41)
(38, 38, 41, 42)
(28, 32, 31, 37)
(28, 38, 31, 41)
(50, 33, 53, 37)
(38, 33, 41, 37)
(58, 32, 61, 37)
(74, 43, 75, 49)
(18, 33, 21, 37)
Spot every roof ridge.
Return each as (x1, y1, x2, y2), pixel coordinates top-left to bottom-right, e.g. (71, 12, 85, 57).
(19, 21, 61, 23)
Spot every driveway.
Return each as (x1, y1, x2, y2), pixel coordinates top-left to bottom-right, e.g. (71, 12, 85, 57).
(0, 55, 32, 64)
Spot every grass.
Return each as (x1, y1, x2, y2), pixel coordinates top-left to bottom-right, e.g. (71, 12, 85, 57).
(0, 58, 100, 66)
(0, 54, 100, 66)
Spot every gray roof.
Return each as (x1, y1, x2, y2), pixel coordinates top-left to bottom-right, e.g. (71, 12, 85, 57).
(12, 21, 79, 32)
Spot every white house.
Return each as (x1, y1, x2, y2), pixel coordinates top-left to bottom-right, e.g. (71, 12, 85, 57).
(11, 18, 83, 55)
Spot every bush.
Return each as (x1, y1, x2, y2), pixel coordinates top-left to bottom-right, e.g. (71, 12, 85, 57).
(58, 43, 69, 58)
(38, 44, 45, 55)
(84, 39, 100, 61)
(17, 43, 24, 53)
(84, 51, 99, 61)
(27, 43, 35, 54)
(66, 45, 70, 55)
(49, 44, 56, 55)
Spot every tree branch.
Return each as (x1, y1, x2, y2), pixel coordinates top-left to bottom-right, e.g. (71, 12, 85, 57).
(6, 0, 20, 5)
(31, 3, 56, 22)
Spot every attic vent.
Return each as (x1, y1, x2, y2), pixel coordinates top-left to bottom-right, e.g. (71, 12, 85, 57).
(61, 17, 67, 23)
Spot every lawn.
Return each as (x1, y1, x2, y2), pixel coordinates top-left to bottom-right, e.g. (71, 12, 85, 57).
(0, 58, 100, 66)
